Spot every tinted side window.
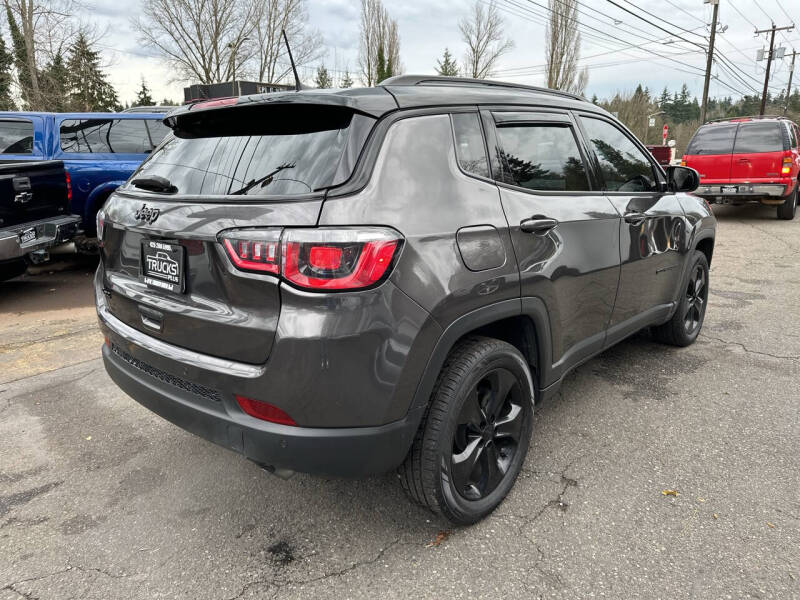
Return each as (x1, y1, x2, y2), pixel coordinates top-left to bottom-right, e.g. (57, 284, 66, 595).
(451, 113, 489, 178)
(733, 122, 785, 153)
(60, 119, 154, 153)
(495, 123, 589, 191)
(146, 120, 171, 147)
(686, 124, 737, 155)
(107, 119, 151, 153)
(580, 117, 657, 192)
(786, 123, 797, 149)
(0, 119, 34, 154)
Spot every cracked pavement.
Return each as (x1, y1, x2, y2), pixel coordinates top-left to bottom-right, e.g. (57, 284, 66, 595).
(1, 203, 799, 598)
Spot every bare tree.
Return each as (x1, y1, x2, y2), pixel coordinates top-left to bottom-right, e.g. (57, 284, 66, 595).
(134, 0, 259, 84)
(545, 0, 588, 94)
(4, 0, 80, 109)
(459, 1, 513, 79)
(358, 0, 401, 86)
(252, 0, 323, 85)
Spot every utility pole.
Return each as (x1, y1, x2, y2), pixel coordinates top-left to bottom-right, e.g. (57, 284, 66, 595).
(785, 50, 798, 115)
(755, 24, 795, 116)
(700, 0, 719, 124)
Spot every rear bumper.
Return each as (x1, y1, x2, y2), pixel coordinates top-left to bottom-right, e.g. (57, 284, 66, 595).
(102, 341, 423, 477)
(696, 181, 792, 203)
(0, 214, 81, 262)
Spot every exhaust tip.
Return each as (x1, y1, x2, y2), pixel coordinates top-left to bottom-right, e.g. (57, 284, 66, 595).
(255, 462, 295, 480)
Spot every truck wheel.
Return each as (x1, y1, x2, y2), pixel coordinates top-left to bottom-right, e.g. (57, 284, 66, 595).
(777, 185, 797, 220)
(653, 250, 709, 347)
(399, 336, 534, 525)
(0, 260, 27, 282)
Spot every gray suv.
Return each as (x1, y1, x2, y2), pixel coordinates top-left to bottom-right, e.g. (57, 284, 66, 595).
(95, 76, 716, 524)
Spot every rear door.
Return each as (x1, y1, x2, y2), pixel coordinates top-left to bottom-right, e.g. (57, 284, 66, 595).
(100, 105, 373, 365)
(576, 114, 685, 338)
(683, 123, 737, 182)
(485, 109, 621, 382)
(730, 121, 788, 182)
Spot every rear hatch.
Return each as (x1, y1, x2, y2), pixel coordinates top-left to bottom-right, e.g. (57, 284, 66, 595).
(99, 101, 378, 364)
(0, 160, 69, 228)
(683, 123, 737, 182)
(729, 121, 789, 182)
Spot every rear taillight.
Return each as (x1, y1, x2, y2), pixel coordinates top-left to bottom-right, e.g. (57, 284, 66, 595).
(65, 171, 72, 207)
(782, 155, 792, 175)
(219, 227, 402, 291)
(235, 395, 296, 426)
(222, 229, 281, 274)
(96, 206, 105, 243)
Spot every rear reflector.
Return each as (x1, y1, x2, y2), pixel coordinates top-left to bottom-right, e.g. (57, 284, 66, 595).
(235, 395, 297, 426)
(219, 227, 402, 291)
(65, 171, 72, 206)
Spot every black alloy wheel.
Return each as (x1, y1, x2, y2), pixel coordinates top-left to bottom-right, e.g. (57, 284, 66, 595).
(683, 262, 707, 336)
(399, 336, 534, 525)
(451, 368, 525, 501)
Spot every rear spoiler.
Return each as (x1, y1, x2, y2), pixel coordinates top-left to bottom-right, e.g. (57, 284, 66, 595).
(164, 90, 398, 136)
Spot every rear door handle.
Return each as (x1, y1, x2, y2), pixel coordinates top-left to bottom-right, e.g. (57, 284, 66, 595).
(520, 217, 558, 234)
(624, 211, 647, 225)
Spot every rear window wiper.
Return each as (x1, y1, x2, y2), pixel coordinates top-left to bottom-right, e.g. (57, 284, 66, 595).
(132, 175, 177, 194)
(230, 162, 295, 195)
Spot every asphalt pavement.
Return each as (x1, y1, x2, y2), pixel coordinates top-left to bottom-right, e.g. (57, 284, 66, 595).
(1, 203, 798, 599)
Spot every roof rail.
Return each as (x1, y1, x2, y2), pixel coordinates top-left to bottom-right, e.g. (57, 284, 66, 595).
(706, 114, 790, 123)
(380, 75, 586, 102)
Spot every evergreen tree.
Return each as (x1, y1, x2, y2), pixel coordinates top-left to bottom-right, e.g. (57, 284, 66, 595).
(0, 36, 15, 110)
(376, 43, 388, 83)
(134, 77, 154, 106)
(314, 65, 333, 89)
(340, 71, 354, 88)
(5, 6, 31, 108)
(161, 97, 179, 106)
(66, 33, 119, 112)
(435, 48, 459, 76)
(39, 53, 69, 112)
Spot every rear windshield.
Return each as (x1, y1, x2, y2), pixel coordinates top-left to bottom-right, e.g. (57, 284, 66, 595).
(733, 122, 786, 154)
(686, 124, 737, 155)
(132, 109, 371, 196)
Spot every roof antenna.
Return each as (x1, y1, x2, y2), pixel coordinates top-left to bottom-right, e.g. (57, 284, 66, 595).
(282, 29, 301, 92)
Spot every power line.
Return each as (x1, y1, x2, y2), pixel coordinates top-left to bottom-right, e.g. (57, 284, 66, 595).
(602, 0, 706, 50)
(728, 0, 758, 30)
(617, 0, 708, 41)
(773, 0, 794, 24)
(662, 0, 706, 26)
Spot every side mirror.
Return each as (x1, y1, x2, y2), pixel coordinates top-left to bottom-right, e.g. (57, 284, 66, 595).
(666, 165, 699, 193)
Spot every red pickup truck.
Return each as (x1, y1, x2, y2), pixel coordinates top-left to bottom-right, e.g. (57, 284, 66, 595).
(682, 116, 799, 220)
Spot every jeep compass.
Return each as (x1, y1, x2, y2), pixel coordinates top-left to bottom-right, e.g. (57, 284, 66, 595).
(96, 76, 716, 524)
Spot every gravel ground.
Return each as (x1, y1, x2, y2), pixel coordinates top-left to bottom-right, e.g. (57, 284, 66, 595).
(1, 203, 798, 599)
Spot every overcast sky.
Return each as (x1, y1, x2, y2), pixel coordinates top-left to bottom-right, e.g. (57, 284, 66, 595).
(91, 0, 800, 106)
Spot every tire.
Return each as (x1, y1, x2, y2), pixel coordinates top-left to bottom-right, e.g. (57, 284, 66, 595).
(398, 336, 534, 525)
(652, 250, 709, 347)
(0, 260, 27, 282)
(777, 185, 797, 220)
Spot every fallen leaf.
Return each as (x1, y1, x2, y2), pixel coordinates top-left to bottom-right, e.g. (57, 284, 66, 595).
(662, 489, 678, 497)
(697, 498, 706, 502)
(85, 436, 92, 441)
(426, 530, 450, 548)
(767, 522, 775, 529)
(713, 513, 718, 519)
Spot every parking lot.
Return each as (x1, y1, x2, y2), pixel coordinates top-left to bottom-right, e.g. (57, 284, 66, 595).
(0, 203, 798, 599)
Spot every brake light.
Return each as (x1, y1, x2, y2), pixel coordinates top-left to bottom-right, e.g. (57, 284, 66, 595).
(192, 97, 238, 110)
(782, 156, 792, 175)
(65, 171, 72, 206)
(219, 227, 402, 291)
(235, 395, 297, 426)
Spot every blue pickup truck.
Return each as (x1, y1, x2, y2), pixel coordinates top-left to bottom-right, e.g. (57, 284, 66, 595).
(0, 112, 171, 239)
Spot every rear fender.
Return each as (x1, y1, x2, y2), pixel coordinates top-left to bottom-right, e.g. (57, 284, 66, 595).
(85, 181, 125, 225)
